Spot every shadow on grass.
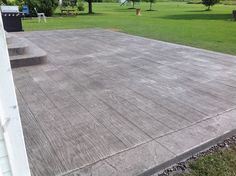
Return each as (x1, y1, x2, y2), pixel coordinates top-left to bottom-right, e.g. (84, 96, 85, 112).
(77, 12, 105, 16)
(146, 9, 157, 11)
(22, 12, 105, 24)
(112, 8, 136, 12)
(52, 12, 105, 16)
(185, 10, 208, 12)
(161, 13, 232, 20)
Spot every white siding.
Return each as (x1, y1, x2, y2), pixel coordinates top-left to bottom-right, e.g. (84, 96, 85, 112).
(0, 11, 12, 176)
(0, 11, 31, 176)
(0, 131, 11, 176)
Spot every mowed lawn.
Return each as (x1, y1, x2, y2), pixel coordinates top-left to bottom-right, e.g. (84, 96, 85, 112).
(181, 146, 236, 176)
(23, 2, 236, 55)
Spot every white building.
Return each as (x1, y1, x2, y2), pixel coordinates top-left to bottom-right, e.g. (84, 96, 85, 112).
(0, 12, 31, 176)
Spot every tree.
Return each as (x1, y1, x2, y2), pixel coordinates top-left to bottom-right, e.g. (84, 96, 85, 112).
(84, 0, 93, 14)
(147, 0, 156, 11)
(202, 0, 219, 10)
(126, 0, 140, 8)
(131, 0, 135, 8)
(88, 0, 92, 13)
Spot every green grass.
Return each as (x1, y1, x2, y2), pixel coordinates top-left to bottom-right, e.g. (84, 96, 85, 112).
(23, 2, 236, 55)
(181, 147, 236, 176)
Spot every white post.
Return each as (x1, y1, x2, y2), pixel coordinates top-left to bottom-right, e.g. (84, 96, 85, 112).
(0, 12, 31, 176)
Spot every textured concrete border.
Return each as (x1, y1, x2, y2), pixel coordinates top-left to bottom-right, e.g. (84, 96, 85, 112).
(140, 128, 236, 176)
(145, 108, 236, 176)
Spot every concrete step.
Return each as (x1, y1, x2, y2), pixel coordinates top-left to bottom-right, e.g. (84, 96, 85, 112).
(8, 38, 28, 56)
(6, 32, 15, 44)
(10, 40, 47, 68)
(6, 32, 12, 41)
(6, 32, 47, 68)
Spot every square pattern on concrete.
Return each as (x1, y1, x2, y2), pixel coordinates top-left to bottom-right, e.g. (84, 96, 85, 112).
(13, 29, 236, 176)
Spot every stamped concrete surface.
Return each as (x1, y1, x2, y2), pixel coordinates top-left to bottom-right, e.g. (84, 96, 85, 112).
(12, 29, 236, 176)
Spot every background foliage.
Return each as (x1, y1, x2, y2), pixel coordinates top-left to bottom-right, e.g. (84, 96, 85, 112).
(25, 0, 58, 16)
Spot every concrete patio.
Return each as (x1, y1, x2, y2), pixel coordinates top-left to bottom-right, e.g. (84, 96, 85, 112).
(12, 29, 236, 176)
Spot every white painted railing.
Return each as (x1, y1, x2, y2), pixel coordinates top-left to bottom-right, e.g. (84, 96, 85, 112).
(0, 11, 31, 176)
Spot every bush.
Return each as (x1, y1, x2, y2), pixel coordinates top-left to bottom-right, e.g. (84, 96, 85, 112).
(22, 0, 58, 16)
(77, 0, 84, 11)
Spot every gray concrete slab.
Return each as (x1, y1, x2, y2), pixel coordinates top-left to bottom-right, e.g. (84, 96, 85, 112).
(12, 29, 236, 176)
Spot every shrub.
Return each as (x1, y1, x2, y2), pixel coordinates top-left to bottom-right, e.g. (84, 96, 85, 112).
(77, 0, 84, 11)
(22, 0, 58, 16)
(202, 0, 220, 10)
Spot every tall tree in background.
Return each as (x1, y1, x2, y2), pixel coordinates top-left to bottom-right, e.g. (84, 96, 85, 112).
(88, 0, 92, 13)
(84, 0, 93, 13)
(147, 0, 156, 10)
(202, 0, 219, 10)
(129, 0, 140, 8)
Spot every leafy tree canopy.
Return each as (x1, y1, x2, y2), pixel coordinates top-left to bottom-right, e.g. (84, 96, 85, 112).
(202, 0, 220, 10)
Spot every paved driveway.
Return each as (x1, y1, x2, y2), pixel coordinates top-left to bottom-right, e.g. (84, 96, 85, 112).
(13, 29, 236, 176)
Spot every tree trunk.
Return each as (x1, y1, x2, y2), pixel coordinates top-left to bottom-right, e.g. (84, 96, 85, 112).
(149, 2, 152, 10)
(132, 1, 134, 8)
(88, 0, 93, 14)
(207, 5, 210, 10)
